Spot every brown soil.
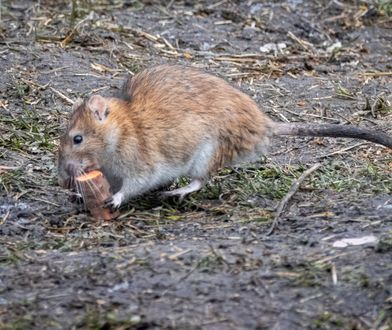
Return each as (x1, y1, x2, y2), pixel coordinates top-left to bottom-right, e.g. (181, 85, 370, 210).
(1, 1, 391, 329)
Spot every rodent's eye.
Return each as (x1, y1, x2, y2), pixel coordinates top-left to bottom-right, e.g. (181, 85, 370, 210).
(73, 135, 83, 145)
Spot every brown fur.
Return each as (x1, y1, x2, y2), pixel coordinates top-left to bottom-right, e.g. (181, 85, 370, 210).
(116, 65, 273, 171)
(58, 65, 274, 203)
(59, 65, 392, 206)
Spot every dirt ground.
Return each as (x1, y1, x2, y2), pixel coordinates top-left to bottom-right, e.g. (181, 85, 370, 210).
(1, 1, 392, 329)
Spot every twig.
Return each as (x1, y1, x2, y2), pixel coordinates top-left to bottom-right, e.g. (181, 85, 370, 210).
(0, 211, 11, 226)
(266, 163, 322, 235)
(0, 100, 8, 109)
(200, 319, 230, 326)
(166, 0, 175, 9)
(207, 0, 228, 9)
(287, 31, 314, 51)
(159, 35, 176, 50)
(361, 71, 392, 77)
(331, 262, 338, 285)
(61, 12, 93, 47)
(0, 165, 20, 174)
(317, 142, 366, 159)
(30, 197, 61, 207)
(50, 87, 74, 105)
(268, 107, 290, 122)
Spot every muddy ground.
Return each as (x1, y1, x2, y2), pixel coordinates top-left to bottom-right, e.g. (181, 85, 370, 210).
(1, 1, 392, 329)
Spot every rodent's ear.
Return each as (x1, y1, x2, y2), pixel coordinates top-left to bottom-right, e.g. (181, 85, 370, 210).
(71, 98, 84, 112)
(87, 95, 109, 122)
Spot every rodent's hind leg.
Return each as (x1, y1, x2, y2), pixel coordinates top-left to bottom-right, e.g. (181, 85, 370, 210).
(160, 179, 204, 202)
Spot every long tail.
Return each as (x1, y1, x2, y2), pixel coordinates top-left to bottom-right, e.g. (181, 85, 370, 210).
(273, 122, 392, 148)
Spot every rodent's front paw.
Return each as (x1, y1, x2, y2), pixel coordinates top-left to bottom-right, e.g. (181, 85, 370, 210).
(106, 192, 124, 209)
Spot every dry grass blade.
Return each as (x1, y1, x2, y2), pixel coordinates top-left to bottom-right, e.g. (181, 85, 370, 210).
(61, 12, 94, 47)
(50, 87, 75, 105)
(317, 142, 367, 159)
(0, 210, 11, 225)
(0, 166, 20, 174)
(360, 71, 392, 77)
(266, 163, 322, 236)
(287, 31, 314, 52)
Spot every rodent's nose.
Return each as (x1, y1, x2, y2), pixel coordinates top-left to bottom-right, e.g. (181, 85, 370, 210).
(65, 161, 81, 176)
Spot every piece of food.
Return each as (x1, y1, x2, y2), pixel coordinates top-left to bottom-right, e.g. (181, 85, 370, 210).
(75, 170, 103, 182)
(75, 170, 118, 220)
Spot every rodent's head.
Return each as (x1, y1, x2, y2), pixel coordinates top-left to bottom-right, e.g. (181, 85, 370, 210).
(58, 95, 112, 188)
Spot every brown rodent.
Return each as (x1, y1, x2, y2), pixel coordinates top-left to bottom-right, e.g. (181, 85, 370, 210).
(58, 65, 392, 208)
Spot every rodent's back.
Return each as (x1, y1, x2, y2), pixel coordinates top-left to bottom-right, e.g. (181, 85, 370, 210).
(117, 65, 273, 172)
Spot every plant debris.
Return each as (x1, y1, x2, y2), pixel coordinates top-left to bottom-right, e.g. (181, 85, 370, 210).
(0, 1, 391, 329)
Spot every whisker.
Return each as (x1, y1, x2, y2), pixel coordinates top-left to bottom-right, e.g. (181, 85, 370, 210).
(75, 170, 88, 213)
(79, 168, 106, 200)
(84, 175, 105, 201)
(71, 176, 76, 192)
(70, 176, 80, 202)
(76, 180, 88, 213)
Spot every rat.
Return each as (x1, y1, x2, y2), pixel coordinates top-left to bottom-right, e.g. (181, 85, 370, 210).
(58, 65, 392, 208)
